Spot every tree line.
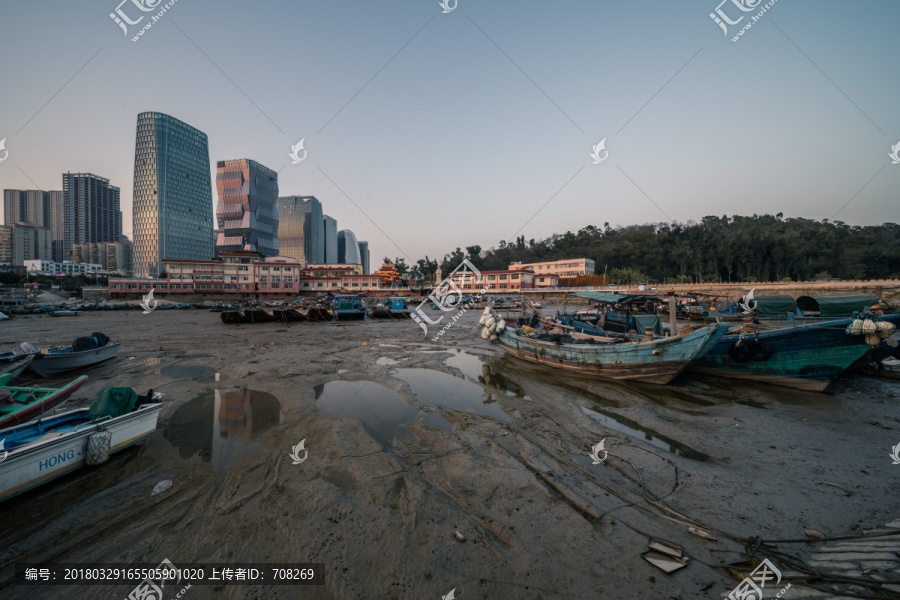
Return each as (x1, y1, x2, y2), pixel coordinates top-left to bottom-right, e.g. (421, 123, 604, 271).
(387, 215, 900, 286)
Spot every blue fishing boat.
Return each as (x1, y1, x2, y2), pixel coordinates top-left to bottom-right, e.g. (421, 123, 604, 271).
(491, 322, 728, 385)
(333, 295, 366, 320)
(688, 314, 900, 391)
(370, 297, 410, 319)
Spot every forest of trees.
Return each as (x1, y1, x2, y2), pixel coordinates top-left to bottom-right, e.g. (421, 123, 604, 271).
(397, 215, 900, 286)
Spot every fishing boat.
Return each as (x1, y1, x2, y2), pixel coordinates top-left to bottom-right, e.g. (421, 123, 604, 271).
(305, 303, 334, 322)
(369, 297, 410, 319)
(48, 310, 80, 318)
(24, 333, 120, 377)
(220, 308, 276, 324)
(0, 353, 34, 379)
(487, 317, 728, 385)
(688, 314, 900, 391)
(0, 388, 162, 502)
(0, 373, 88, 431)
(333, 295, 366, 320)
(272, 308, 307, 322)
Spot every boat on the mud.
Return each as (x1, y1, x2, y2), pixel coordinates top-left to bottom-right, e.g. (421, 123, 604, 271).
(688, 313, 900, 391)
(305, 303, 334, 322)
(272, 307, 307, 322)
(333, 295, 366, 320)
(220, 308, 276, 324)
(0, 353, 34, 379)
(483, 310, 728, 385)
(369, 297, 410, 319)
(48, 310, 80, 318)
(24, 333, 119, 377)
(0, 373, 88, 431)
(0, 387, 162, 502)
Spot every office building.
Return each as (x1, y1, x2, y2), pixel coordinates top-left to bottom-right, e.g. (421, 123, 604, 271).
(276, 196, 323, 266)
(215, 159, 279, 257)
(358, 240, 370, 274)
(337, 229, 360, 265)
(323, 215, 338, 263)
(132, 112, 215, 278)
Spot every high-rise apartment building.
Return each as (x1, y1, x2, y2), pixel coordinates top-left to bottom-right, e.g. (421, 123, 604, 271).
(0, 223, 52, 266)
(323, 215, 338, 263)
(215, 159, 279, 257)
(73, 241, 134, 274)
(277, 196, 323, 266)
(62, 173, 122, 260)
(3, 189, 66, 261)
(337, 229, 361, 265)
(358, 240, 370, 274)
(132, 112, 214, 277)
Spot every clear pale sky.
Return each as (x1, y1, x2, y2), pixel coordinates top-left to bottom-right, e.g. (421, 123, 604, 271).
(1, 0, 897, 265)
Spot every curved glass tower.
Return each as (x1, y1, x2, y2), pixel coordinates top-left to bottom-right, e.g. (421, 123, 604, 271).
(277, 196, 323, 266)
(337, 229, 361, 265)
(132, 112, 214, 278)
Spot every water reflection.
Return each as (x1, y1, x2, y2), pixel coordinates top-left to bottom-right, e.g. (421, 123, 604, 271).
(582, 406, 709, 461)
(163, 388, 282, 473)
(315, 380, 416, 446)
(393, 368, 510, 422)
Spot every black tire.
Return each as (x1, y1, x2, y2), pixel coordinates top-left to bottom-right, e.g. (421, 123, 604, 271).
(749, 340, 774, 361)
(730, 341, 751, 362)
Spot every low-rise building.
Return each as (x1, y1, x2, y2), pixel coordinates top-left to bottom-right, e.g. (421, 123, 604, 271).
(509, 258, 594, 279)
(447, 268, 538, 290)
(109, 252, 384, 296)
(25, 259, 102, 275)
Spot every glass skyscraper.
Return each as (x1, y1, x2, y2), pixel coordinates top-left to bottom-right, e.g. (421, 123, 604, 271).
(277, 196, 323, 266)
(132, 112, 214, 278)
(358, 240, 370, 274)
(62, 173, 122, 261)
(337, 229, 361, 265)
(216, 159, 279, 257)
(323, 214, 338, 263)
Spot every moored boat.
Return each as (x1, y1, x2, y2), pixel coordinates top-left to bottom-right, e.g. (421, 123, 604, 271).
(0, 388, 162, 502)
(25, 333, 120, 377)
(272, 308, 307, 322)
(0, 373, 88, 430)
(485, 312, 728, 385)
(688, 314, 900, 391)
(305, 304, 334, 322)
(333, 295, 366, 320)
(0, 353, 34, 379)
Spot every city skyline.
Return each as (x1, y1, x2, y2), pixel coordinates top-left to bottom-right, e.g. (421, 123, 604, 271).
(0, 1, 897, 267)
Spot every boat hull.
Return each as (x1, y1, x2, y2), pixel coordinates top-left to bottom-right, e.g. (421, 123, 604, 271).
(0, 403, 162, 503)
(335, 311, 366, 320)
(27, 344, 120, 377)
(0, 375, 88, 431)
(496, 324, 726, 385)
(0, 354, 33, 379)
(687, 317, 897, 391)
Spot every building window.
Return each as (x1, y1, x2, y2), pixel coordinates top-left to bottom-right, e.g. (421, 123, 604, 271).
(539, 278, 545, 283)
(488, 275, 496, 280)
(511, 274, 519, 280)
(499, 275, 507, 280)
(499, 284, 507, 289)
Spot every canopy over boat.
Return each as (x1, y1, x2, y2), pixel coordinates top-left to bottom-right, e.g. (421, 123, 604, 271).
(754, 295, 797, 315)
(573, 292, 647, 304)
(796, 294, 878, 316)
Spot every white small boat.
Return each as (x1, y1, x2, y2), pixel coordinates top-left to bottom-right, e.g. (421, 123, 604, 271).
(48, 310, 80, 317)
(0, 396, 162, 503)
(24, 333, 120, 377)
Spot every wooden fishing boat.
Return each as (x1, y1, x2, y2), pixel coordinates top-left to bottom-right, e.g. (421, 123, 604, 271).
(220, 308, 276, 324)
(25, 333, 120, 377)
(0, 390, 162, 502)
(48, 310, 80, 318)
(272, 308, 307, 322)
(0, 353, 34, 379)
(333, 295, 366, 320)
(688, 314, 900, 391)
(305, 304, 334, 322)
(493, 323, 727, 385)
(0, 373, 88, 431)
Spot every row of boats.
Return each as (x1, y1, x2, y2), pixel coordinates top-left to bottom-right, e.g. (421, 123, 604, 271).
(0, 331, 160, 503)
(220, 295, 414, 323)
(482, 292, 899, 391)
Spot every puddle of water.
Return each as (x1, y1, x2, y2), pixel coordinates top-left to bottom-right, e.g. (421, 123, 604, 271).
(163, 388, 283, 473)
(443, 349, 531, 400)
(582, 406, 709, 461)
(393, 368, 510, 422)
(137, 357, 161, 368)
(379, 344, 401, 348)
(315, 380, 416, 446)
(376, 357, 402, 366)
(421, 410, 452, 430)
(155, 364, 216, 382)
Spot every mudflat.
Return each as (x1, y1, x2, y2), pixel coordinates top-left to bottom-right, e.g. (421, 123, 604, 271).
(1, 308, 898, 599)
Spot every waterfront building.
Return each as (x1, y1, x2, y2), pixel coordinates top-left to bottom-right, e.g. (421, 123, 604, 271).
(277, 196, 323, 266)
(62, 173, 122, 261)
(509, 258, 594, 279)
(132, 112, 215, 278)
(323, 215, 338, 263)
(215, 159, 279, 256)
(447, 268, 541, 290)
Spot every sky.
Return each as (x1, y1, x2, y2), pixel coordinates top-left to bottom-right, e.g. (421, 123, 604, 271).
(0, 0, 898, 266)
